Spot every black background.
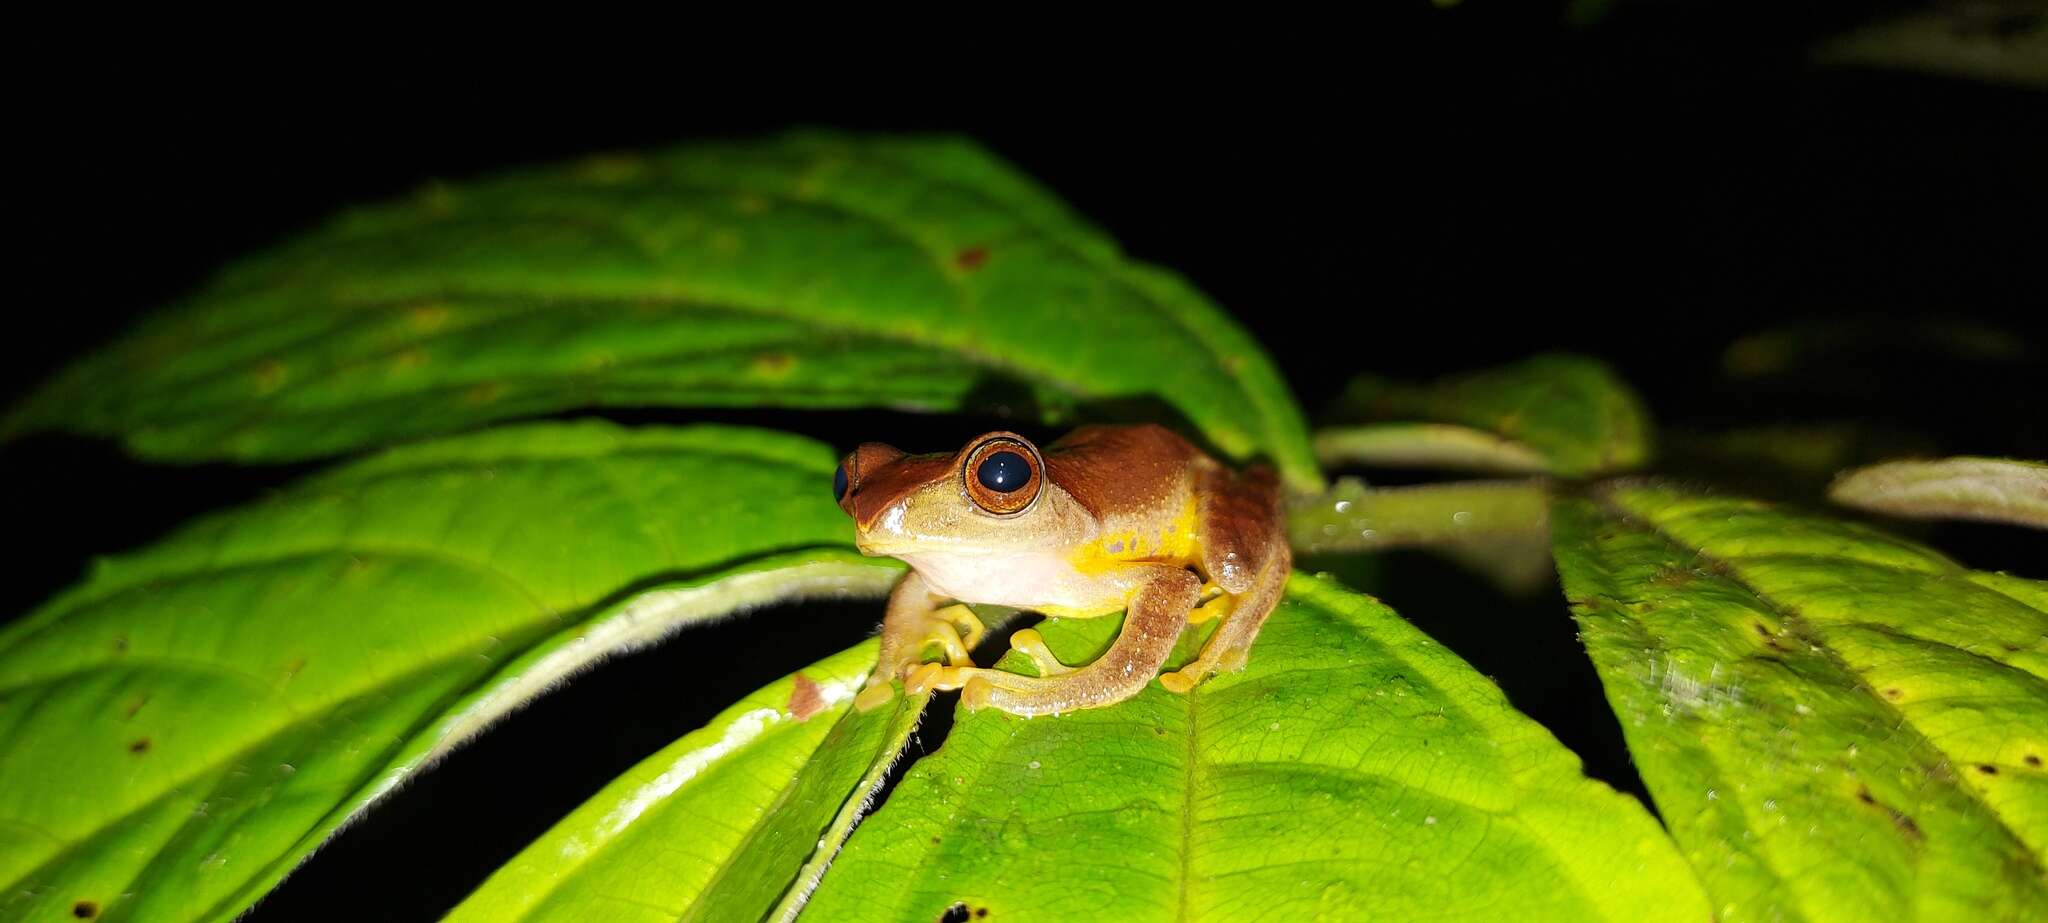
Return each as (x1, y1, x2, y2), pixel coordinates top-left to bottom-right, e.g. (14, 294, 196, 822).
(7, 10, 2046, 920)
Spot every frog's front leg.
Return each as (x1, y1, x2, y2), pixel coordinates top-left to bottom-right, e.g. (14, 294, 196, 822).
(916, 567, 1201, 717)
(855, 571, 973, 711)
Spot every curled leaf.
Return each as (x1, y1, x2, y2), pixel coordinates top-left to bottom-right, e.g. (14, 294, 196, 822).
(1830, 456, 2048, 530)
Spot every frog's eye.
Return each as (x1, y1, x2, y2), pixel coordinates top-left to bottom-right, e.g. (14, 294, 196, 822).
(964, 435, 1042, 515)
(833, 463, 850, 503)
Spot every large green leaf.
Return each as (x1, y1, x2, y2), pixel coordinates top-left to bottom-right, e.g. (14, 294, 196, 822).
(3, 132, 1318, 491)
(799, 573, 1706, 922)
(0, 421, 901, 923)
(448, 642, 928, 923)
(1316, 353, 1649, 476)
(1552, 484, 2048, 922)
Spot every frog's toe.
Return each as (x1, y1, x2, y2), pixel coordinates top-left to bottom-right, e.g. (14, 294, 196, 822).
(1006, 628, 1074, 676)
(1187, 593, 1235, 626)
(903, 662, 979, 696)
(853, 678, 898, 711)
(934, 603, 987, 649)
(1155, 667, 1196, 695)
(1157, 647, 1250, 695)
(957, 670, 1045, 712)
(959, 674, 999, 711)
(1158, 661, 1212, 695)
(916, 621, 973, 665)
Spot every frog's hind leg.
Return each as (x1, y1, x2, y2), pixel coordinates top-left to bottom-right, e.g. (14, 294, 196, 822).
(1159, 538, 1291, 694)
(925, 568, 1201, 717)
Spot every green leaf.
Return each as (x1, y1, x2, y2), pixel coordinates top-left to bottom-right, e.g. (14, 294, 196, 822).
(1830, 457, 2048, 530)
(4, 132, 1319, 491)
(1316, 353, 1650, 477)
(1552, 484, 2048, 922)
(0, 421, 901, 923)
(800, 573, 1707, 922)
(447, 642, 928, 923)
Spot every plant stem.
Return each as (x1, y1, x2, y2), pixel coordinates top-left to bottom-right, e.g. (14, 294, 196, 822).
(1286, 477, 1549, 554)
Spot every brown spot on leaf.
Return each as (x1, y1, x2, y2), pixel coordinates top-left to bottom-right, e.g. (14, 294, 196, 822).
(1854, 785, 1922, 840)
(1650, 566, 1693, 588)
(129, 738, 151, 755)
(463, 381, 508, 406)
(253, 358, 287, 394)
(2026, 754, 2042, 768)
(787, 674, 827, 721)
(1978, 763, 1999, 776)
(72, 900, 98, 918)
(750, 352, 796, 377)
(1882, 687, 1903, 700)
(408, 304, 452, 334)
(954, 246, 989, 271)
(938, 903, 973, 923)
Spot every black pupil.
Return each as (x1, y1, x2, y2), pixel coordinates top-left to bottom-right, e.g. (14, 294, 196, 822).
(976, 451, 1030, 493)
(833, 465, 849, 501)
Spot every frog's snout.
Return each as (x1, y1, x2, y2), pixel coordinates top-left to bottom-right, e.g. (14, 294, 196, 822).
(834, 442, 905, 521)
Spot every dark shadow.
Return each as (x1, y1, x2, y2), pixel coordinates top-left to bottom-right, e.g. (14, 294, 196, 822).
(248, 596, 885, 922)
(1323, 549, 1654, 809)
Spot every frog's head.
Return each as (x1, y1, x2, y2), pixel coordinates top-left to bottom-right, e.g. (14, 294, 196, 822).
(835, 431, 1092, 558)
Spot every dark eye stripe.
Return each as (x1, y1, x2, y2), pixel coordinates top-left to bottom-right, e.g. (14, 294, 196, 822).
(976, 451, 1031, 493)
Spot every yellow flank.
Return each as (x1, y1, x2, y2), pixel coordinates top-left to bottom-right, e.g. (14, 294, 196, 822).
(1068, 493, 1202, 577)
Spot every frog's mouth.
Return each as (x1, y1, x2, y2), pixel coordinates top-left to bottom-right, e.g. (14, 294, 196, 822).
(854, 533, 961, 558)
(852, 533, 896, 557)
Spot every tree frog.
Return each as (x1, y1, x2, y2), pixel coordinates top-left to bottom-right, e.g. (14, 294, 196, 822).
(834, 424, 1291, 716)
